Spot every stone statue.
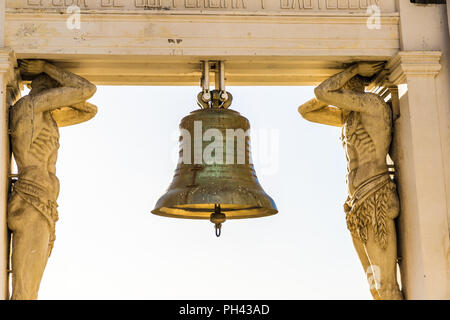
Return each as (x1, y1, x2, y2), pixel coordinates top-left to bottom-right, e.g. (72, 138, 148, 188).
(298, 62, 403, 300)
(7, 60, 97, 300)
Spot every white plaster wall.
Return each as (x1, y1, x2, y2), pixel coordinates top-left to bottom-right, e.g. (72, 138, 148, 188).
(0, 0, 4, 47)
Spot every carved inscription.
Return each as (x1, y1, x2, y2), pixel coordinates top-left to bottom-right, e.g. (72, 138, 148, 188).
(19, 0, 381, 11)
(184, 0, 247, 9)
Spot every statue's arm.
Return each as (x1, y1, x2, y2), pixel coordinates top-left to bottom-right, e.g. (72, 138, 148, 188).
(51, 102, 98, 127)
(314, 63, 384, 115)
(21, 60, 96, 114)
(298, 98, 344, 127)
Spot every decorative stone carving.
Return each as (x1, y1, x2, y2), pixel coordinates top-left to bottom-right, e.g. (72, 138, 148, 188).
(7, 60, 97, 300)
(298, 62, 403, 300)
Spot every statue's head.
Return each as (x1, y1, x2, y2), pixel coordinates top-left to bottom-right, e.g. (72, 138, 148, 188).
(343, 75, 372, 93)
(29, 74, 59, 95)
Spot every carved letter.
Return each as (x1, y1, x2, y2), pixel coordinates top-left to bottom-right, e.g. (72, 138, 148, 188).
(101, 0, 116, 6)
(52, 0, 64, 6)
(209, 0, 220, 7)
(280, 0, 289, 8)
(136, 0, 161, 7)
(26, 0, 42, 6)
(185, 0, 198, 8)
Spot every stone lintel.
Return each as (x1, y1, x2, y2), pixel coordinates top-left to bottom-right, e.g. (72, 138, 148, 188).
(4, 10, 400, 86)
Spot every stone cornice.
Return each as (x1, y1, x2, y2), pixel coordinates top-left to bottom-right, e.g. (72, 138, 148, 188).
(387, 51, 442, 85)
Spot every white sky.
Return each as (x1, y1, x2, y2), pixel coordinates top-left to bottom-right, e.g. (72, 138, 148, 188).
(27, 85, 371, 299)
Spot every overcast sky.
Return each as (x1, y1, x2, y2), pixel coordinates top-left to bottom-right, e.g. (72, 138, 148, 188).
(24, 85, 373, 299)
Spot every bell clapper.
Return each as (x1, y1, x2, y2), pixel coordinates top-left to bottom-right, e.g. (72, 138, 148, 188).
(210, 204, 226, 237)
(215, 224, 222, 237)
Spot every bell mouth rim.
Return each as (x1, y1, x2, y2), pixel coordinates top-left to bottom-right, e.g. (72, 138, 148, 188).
(151, 206, 278, 220)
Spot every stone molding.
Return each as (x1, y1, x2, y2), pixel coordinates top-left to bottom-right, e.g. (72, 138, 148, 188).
(387, 51, 442, 85)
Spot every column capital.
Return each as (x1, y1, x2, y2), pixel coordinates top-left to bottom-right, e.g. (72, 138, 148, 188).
(387, 51, 442, 85)
(0, 48, 17, 81)
(0, 49, 22, 102)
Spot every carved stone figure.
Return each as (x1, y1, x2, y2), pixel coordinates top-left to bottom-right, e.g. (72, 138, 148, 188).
(8, 60, 97, 300)
(298, 62, 403, 300)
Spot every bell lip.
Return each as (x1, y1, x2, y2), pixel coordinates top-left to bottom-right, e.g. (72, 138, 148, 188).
(150, 208, 278, 220)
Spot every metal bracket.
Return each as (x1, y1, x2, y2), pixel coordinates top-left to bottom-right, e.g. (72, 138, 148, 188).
(197, 60, 232, 109)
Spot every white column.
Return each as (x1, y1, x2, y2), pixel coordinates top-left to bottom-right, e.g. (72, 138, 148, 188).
(387, 51, 450, 299)
(0, 49, 17, 300)
(447, 3, 450, 34)
(0, 0, 4, 48)
(0, 0, 6, 300)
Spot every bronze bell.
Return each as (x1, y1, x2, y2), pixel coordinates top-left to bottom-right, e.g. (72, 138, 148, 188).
(152, 89, 278, 236)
